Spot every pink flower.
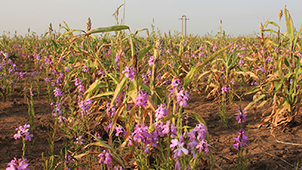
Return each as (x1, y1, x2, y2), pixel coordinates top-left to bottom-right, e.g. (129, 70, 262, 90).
(221, 86, 229, 94)
(122, 66, 135, 81)
(14, 124, 33, 141)
(176, 90, 189, 107)
(134, 90, 148, 108)
(171, 136, 189, 159)
(155, 104, 168, 122)
(236, 109, 247, 124)
(148, 56, 154, 66)
(6, 157, 29, 170)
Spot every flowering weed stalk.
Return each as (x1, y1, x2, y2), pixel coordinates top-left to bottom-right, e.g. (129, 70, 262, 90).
(219, 85, 229, 126)
(24, 86, 35, 134)
(233, 107, 251, 170)
(14, 124, 34, 158)
(122, 102, 212, 170)
(6, 157, 30, 170)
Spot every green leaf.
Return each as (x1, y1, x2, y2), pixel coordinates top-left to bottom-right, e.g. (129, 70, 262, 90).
(107, 74, 119, 85)
(293, 25, 302, 50)
(284, 6, 294, 41)
(284, 58, 291, 68)
(90, 91, 114, 100)
(141, 83, 151, 94)
(264, 20, 280, 28)
(190, 112, 207, 125)
(133, 28, 149, 37)
(244, 94, 266, 110)
(86, 25, 129, 35)
(85, 79, 106, 99)
(110, 76, 128, 108)
(138, 46, 153, 61)
(183, 42, 234, 89)
(263, 29, 280, 35)
(244, 87, 261, 95)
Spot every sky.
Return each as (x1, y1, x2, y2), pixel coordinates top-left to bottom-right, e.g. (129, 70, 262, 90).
(1, 0, 302, 37)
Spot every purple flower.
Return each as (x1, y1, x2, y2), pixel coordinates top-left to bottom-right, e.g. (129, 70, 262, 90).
(29, 88, 34, 96)
(74, 78, 82, 86)
(175, 160, 181, 170)
(239, 59, 244, 66)
(221, 86, 229, 94)
(122, 66, 135, 81)
(19, 72, 27, 79)
(115, 54, 120, 63)
(83, 65, 89, 72)
(233, 129, 248, 150)
(65, 67, 70, 72)
(155, 104, 168, 122)
(176, 89, 189, 107)
(236, 109, 247, 124)
(147, 69, 152, 77)
(132, 123, 150, 143)
(54, 87, 63, 98)
(198, 52, 205, 58)
(196, 139, 210, 153)
(213, 44, 218, 51)
(194, 123, 207, 141)
(106, 103, 116, 117)
(98, 150, 112, 167)
(162, 121, 177, 137)
(105, 121, 112, 131)
(170, 134, 189, 159)
(258, 65, 265, 74)
(52, 101, 63, 116)
(44, 57, 52, 64)
(98, 70, 105, 77)
(6, 157, 30, 170)
(64, 153, 72, 164)
(127, 123, 153, 152)
(78, 99, 93, 116)
(157, 74, 162, 80)
(59, 72, 64, 79)
(114, 165, 123, 170)
(14, 124, 33, 141)
(76, 136, 84, 145)
(142, 73, 149, 83)
(251, 82, 258, 86)
(77, 85, 85, 95)
(93, 132, 102, 141)
(134, 90, 148, 108)
(58, 116, 67, 123)
(265, 56, 271, 62)
(148, 56, 154, 66)
(166, 49, 172, 54)
(171, 79, 181, 89)
(39, 63, 44, 69)
(104, 152, 112, 167)
(3, 52, 9, 58)
(115, 126, 124, 137)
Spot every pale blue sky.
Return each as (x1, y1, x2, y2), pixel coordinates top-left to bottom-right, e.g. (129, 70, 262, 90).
(1, 0, 302, 37)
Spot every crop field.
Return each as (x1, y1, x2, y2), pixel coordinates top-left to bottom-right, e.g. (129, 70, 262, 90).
(1, 6, 302, 170)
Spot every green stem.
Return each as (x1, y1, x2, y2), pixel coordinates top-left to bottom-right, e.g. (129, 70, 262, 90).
(22, 137, 26, 158)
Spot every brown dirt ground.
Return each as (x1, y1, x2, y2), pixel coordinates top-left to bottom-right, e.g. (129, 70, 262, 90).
(0, 80, 302, 170)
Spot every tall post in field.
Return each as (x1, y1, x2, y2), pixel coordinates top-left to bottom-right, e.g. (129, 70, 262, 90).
(179, 15, 189, 37)
(179, 15, 184, 36)
(185, 16, 189, 36)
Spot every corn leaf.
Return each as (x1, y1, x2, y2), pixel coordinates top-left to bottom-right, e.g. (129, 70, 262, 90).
(284, 6, 294, 41)
(183, 42, 234, 89)
(86, 25, 129, 35)
(244, 94, 266, 110)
